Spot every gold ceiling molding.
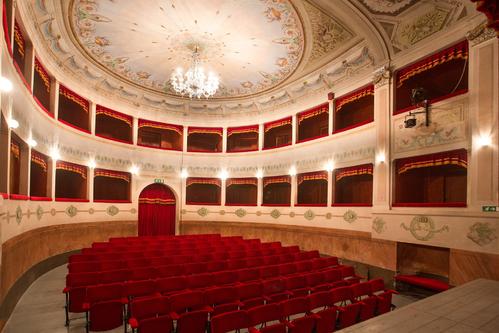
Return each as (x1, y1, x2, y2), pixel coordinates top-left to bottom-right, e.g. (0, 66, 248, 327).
(302, 1, 354, 63)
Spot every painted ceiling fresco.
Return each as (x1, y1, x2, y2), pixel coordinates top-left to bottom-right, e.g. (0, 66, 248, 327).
(70, 0, 304, 98)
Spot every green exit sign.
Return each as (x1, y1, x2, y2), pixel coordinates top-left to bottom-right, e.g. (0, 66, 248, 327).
(154, 178, 164, 184)
(482, 206, 498, 212)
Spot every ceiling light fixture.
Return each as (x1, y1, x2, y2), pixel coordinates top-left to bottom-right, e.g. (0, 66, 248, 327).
(130, 165, 140, 175)
(256, 169, 264, 179)
(180, 168, 189, 179)
(219, 169, 229, 181)
(27, 138, 37, 147)
(50, 147, 60, 161)
(170, 45, 219, 99)
(8, 118, 19, 129)
(0, 77, 13, 92)
(88, 159, 97, 169)
(289, 166, 297, 177)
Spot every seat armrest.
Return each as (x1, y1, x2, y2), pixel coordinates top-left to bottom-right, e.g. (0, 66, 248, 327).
(63, 287, 70, 293)
(169, 312, 180, 320)
(82, 302, 90, 311)
(128, 317, 138, 329)
(248, 327, 261, 333)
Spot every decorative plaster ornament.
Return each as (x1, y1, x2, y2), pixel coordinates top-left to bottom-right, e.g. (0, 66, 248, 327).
(235, 209, 247, 218)
(401, 216, 449, 241)
(197, 207, 209, 217)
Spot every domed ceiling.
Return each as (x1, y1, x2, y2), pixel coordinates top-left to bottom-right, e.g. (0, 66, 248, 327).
(21, 0, 479, 116)
(70, 0, 304, 98)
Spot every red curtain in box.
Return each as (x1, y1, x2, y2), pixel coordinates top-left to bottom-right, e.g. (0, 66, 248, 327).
(226, 177, 258, 187)
(31, 150, 47, 172)
(188, 126, 223, 136)
(96, 105, 132, 127)
(138, 183, 176, 236)
(298, 103, 329, 124)
(397, 40, 468, 88)
(396, 149, 467, 175)
(56, 160, 87, 179)
(227, 125, 259, 137)
(335, 164, 373, 181)
(335, 85, 374, 112)
(34, 57, 51, 93)
(263, 175, 291, 187)
(138, 119, 183, 135)
(13, 20, 24, 58)
(94, 168, 131, 182)
(2, 1, 11, 52)
(298, 171, 328, 185)
(186, 177, 221, 187)
(264, 117, 292, 132)
(59, 85, 89, 113)
(10, 140, 19, 159)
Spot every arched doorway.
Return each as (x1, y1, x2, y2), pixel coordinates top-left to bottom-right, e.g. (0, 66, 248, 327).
(138, 183, 176, 236)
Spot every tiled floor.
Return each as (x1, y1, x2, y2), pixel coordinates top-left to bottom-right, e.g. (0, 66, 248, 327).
(5, 265, 496, 332)
(345, 279, 499, 333)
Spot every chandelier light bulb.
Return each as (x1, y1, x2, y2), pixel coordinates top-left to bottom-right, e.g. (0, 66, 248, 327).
(170, 46, 219, 98)
(8, 118, 19, 129)
(0, 77, 13, 92)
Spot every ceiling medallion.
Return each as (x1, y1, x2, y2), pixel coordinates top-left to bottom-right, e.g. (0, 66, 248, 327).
(170, 45, 219, 99)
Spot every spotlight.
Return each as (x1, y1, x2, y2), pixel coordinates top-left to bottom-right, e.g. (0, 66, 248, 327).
(27, 138, 37, 147)
(8, 118, 19, 129)
(130, 165, 139, 175)
(404, 116, 417, 128)
(289, 166, 297, 176)
(256, 169, 264, 179)
(0, 77, 13, 92)
(180, 168, 189, 179)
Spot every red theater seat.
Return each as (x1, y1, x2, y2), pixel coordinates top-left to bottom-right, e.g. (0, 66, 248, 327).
(211, 310, 249, 333)
(175, 310, 209, 333)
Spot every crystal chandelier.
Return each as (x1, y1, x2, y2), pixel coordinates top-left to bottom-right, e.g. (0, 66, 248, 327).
(170, 45, 219, 99)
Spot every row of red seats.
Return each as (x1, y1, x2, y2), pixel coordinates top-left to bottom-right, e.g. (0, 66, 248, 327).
(74, 243, 285, 262)
(81, 238, 273, 254)
(124, 278, 396, 333)
(87, 235, 256, 251)
(68, 247, 304, 274)
(104, 233, 224, 244)
(82, 263, 369, 332)
(69, 245, 301, 270)
(65, 255, 334, 325)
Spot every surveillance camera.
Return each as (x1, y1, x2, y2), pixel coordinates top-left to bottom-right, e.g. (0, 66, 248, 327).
(404, 117, 417, 128)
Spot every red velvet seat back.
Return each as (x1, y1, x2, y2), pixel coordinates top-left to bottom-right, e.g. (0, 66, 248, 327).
(88, 299, 124, 331)
(338, 302, 361, 329)
(315, 308, 337, 333)
(247, 303, 283, 326)
(130, 295, 169, 321)
(288, 315, 316, 333)
(211, 310, 249, 333)
(176, 310, 209, 333)
(359, 295, 377, 321)
(139, 314, 173, 333)
(280, 297, 310, 318)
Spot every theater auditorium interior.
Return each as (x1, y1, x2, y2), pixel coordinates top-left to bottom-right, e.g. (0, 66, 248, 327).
(0, 0, 498, 332)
